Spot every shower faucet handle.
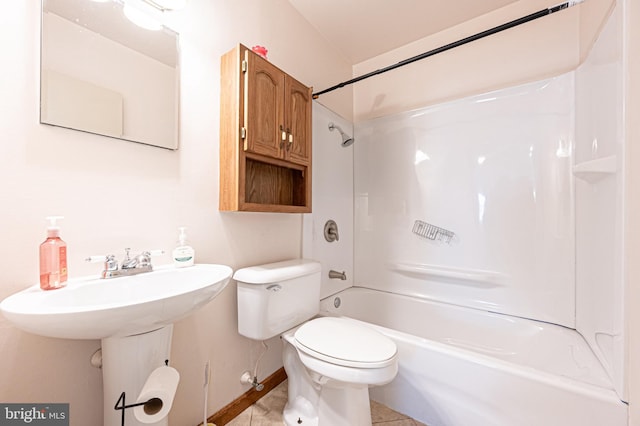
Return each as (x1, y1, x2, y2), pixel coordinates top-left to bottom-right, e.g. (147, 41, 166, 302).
(324, 220, 339, 242)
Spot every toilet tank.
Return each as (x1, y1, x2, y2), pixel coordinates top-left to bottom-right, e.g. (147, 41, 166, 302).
(234, 259, 322, 340)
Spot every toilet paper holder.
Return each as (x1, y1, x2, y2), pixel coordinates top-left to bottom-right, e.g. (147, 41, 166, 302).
(115, 391, 152, 426)
(114, 360, 179, 426)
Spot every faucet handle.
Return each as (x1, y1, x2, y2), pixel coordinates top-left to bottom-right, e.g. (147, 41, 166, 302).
(135, 252, 151, 267)
(123, 249, 164, 258)
(86, 254, 119, 272)
(134, 250, 165, 268)
(86, 255, 109, 263)
(324, 220, 340, 242)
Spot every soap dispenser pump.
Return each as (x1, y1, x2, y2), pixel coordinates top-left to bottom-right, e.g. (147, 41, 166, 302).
(173, 227, 195, 268)
(39, 216, 67, 290)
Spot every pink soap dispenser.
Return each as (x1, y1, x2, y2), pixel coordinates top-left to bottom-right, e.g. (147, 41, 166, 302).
(39, 216, 67, 290)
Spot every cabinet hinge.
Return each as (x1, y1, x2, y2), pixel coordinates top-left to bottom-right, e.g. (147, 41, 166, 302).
(240, 127, 246, 139)
(241, 60, 247, 73)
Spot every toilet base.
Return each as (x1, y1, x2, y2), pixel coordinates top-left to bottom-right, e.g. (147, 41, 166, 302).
(283, 395, 319, 426)
(283, 332, 375, 426)
(283, 384, 373, 426)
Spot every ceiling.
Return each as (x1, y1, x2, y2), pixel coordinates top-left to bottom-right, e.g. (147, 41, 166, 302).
(288, 0, 521, 64)
(45, 0, 522, 68)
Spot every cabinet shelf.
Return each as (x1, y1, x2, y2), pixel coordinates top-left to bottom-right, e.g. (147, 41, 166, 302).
(245, 158, 308, 208)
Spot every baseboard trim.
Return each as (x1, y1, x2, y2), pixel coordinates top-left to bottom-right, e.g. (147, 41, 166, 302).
(205, 367, 287, 426)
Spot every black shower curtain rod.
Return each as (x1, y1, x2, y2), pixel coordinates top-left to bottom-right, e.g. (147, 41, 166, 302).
(312, 0, 584, 99)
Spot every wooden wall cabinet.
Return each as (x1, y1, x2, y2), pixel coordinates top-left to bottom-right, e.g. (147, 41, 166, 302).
(219, 44, 312, 213)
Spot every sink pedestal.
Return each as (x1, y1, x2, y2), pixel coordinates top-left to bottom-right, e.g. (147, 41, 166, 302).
(101, 325, 174, 426)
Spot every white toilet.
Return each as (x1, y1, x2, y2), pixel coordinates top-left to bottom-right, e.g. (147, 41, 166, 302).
(234, 259, 398, 426)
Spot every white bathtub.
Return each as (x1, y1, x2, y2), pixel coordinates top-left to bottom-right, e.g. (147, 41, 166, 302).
(319, 287, 627, 426)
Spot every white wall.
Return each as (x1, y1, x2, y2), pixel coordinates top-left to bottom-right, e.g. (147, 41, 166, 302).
(302, 103, 353, 299)
(352, 0, 614, 123)
(0, 1, 352, 425)
(624, 0, 640, 422)
(575, 2, 626, 401)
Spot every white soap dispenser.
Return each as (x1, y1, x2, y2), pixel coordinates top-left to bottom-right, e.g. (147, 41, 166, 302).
(173, 227, 195, 268)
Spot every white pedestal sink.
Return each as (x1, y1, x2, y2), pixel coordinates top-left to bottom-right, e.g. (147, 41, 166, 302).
(0, 264, 232, 426)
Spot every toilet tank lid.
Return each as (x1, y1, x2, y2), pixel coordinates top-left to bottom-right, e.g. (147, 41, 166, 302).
(233, 259, 321, 284)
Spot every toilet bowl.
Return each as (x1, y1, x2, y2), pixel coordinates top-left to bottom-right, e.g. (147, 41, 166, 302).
(282, 317, 398, 426)
(234, 259, 398, 426)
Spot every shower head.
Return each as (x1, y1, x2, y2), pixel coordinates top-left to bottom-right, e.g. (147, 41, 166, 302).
(328, 122, 354, 147)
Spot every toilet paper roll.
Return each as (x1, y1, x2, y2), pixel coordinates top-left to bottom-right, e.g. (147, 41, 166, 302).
(134, 365, 180, 424)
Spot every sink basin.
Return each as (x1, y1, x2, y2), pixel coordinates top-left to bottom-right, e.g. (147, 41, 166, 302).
(0, 264, 232, 339)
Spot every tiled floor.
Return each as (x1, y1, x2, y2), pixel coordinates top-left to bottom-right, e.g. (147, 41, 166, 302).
(226, 380, 426, 426)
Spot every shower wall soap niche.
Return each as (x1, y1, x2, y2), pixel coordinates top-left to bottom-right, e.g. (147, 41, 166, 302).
(219, 44, 312, 213)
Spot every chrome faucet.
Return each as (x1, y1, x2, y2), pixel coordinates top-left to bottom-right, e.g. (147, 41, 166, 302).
(328, 270, 347, 280)
(86, 249, 164, 279)
(121, 248, 151, 270)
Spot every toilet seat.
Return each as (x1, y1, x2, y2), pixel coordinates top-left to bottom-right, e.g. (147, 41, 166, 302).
(294, 317, 397, 368)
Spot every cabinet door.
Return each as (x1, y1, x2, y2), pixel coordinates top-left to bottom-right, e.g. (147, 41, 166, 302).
(284, 76, 312, 166)
(244, 50, 285, 159)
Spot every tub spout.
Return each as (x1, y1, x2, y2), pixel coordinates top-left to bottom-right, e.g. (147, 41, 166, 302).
(328, 270, 347, 280)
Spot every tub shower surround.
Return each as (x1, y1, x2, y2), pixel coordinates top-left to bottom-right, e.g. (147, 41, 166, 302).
(344, 5, 625, 425)
(355, 72, 576, 328)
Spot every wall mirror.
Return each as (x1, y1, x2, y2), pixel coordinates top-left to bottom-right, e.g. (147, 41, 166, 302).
(41, 0, 180, 150)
